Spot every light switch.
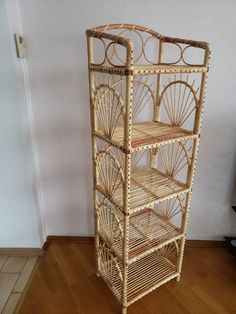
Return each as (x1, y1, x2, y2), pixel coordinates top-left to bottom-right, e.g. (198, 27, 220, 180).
(14, 33, 26, 58)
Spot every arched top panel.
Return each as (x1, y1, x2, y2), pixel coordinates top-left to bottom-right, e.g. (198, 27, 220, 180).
(91, 23, 162, 38)
(87, 24, 162, 66)
(87, 24, 210, 68)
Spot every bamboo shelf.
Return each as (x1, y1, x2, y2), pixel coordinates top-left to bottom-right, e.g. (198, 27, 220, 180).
(97, 167, 190, 214)
(98, 240, 178, 305)
(86, 23, 210, 314)
(97, 199, 183, 263)
(94, 120, 198, 152)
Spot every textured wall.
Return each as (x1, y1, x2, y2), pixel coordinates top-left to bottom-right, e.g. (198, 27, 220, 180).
(19, 0, 236, 239)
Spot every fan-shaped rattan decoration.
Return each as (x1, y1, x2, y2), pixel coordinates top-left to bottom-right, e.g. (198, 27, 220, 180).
(155, 196, 186, 222)
(158, 239, 180, 259)
(157, 140, 192, 178)
(95, 150, 124, 200)
(110, 77, 155, 119)
(132, 78, 155, 121)
(97, 199, 123, 247)
(160, 75, 199, 128)
(87, 23, 210, 314)
(98, 242, 123, 299)
(93, 84, 125, 139)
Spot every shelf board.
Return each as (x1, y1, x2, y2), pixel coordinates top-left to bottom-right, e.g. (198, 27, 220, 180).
(94, 121, 198, 152)
(126, 252, 178, 305)
(89, 64, 208, 75)
(98, 207, 183, 264)
(97, 168, 189, 214)
(99, 248, 178, 305)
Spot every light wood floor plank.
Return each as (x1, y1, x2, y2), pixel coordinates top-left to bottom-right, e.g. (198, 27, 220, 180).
(2, 293, 21, 314)
(0, 274, 19, 312)
(14, 257, 38, 293)
(0, 256, 8, 271)
(1, 257, 28, 274)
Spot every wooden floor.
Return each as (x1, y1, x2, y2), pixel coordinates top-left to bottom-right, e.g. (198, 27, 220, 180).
(20, 241, 236, 314)
(0, 255, 38, 313)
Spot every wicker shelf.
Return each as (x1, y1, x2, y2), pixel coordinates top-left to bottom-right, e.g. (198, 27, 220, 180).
(94, 121, 198, 152)
(87, 23, 210, 313)
(98, 242, 178, 305)
(89, 64, 208, 75)
(98, 207, 183, 263)
(97, 168, 189, 214)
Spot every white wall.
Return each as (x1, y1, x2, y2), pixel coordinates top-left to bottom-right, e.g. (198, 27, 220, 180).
(0, 0, 42, 247)
(19, 0, 236, 240)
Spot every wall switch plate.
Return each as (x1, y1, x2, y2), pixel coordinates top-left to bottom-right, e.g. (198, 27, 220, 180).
(14, 33, 26, 58)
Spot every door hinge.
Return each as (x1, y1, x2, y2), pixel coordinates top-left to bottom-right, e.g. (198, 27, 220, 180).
(14, 33, 26, 58)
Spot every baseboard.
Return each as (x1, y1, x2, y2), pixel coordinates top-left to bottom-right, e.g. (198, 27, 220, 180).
(0, 248, 43, 256)
(42, 235, 94, 251)
(186, 240, 224, 247)
(43, 235, 225, 250)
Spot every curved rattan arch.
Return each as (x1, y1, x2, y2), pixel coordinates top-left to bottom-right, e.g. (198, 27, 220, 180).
(97, 200, 124, 248)
(92, 23, 162, 38)
(158, 239, 180, 260)
(157, 141, 192, 178)
(155, 195, 186, 221)
(112, 77, 155, 121)
(93, 84, 125, 139)
(95, 150, 124, 200)
(159, 79, 199, 127)
(98, 242, 123, 299)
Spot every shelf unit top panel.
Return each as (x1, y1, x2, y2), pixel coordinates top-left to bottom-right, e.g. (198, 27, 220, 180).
(89, 64, 208, 75)
(94, 121, 198, 152)
(97, 168, 190, 214)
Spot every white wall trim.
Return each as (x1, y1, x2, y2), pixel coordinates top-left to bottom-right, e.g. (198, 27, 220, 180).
(5, 0, 47, 244)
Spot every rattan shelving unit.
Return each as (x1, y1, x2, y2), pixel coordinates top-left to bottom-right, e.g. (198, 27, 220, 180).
(86, 24, 210, 314)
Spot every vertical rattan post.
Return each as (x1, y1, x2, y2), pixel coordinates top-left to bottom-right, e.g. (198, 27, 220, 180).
(150, 39, 163, 169)
(87, 34, 100, 275)
(122, 40, 133, 314)
(154, 38, 164, 122)
(176, 46, 211, 280)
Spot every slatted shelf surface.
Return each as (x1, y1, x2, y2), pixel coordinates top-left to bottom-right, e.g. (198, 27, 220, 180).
(94, 121, 197, 151)
(99, 247, 178, 305)
(97, 168, 189, 214)
(98, 207, 182, 263)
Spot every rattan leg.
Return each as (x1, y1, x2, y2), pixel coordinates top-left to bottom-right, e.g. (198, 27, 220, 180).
(95, 233, 100, 274)
(176, 274, 181, 282)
